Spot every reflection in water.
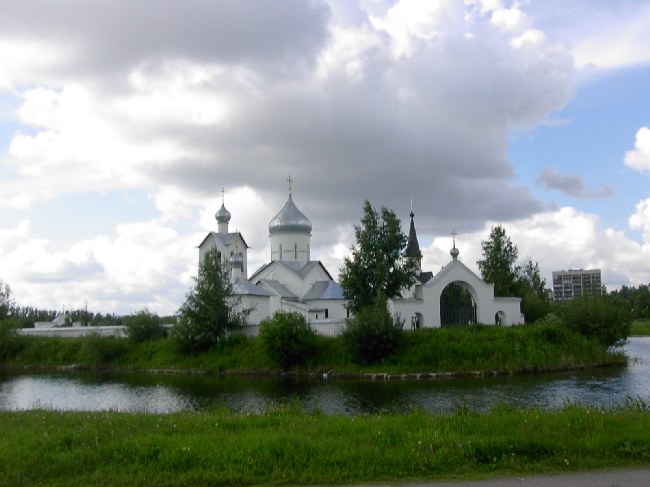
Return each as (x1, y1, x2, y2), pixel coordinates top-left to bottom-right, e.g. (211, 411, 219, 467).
(1, 337, 649, 414)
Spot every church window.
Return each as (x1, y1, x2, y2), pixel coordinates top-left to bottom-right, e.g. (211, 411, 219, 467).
(279, 244, 282, 260)
(294, 243, 297, 260)
(325, 309, 329, 319)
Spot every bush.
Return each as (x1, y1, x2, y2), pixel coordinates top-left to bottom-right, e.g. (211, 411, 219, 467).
(124, 309, 167, 343)
(259, 312, 317, 369)
(78, 334, 127, 366)
(342, 297, 404, 365)
(521, 294, 552, 323)
(559, 295, 631, 347)
(0, 319, 23, 361)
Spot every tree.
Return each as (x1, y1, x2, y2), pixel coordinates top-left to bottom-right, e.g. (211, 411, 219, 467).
(172, 247, 250, 352)
(0, 280, 14, 321)
(516, 257, 551, 322)
(477, 225, 519, 297)
(259, 312, 317, 369)
(124, 308, 167, 343)
(339, 201, 416, 314)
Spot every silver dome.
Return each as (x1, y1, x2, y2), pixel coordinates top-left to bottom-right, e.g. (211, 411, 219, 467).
(268, 194, 312, 235)
(215, 203, 231, 223)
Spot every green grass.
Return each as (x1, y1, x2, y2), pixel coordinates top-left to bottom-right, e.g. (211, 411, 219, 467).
(1, 404, 649, 486)
(2, 323, 625, 375)
(631, 320, 650, 336)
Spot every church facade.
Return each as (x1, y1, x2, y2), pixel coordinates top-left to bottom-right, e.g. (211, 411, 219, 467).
(198, 188, 523, 336)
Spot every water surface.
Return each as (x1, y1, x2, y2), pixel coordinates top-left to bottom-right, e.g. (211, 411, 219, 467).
(1, 337, 648, 414)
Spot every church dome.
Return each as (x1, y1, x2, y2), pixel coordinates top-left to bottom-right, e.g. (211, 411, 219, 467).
(268, 194, 312, 235)
(215, 203, 231, 224)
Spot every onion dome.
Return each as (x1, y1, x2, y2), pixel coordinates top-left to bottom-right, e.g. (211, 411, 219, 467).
(450, 230, 459, 261)
(268, 194, 312, 235)
(450, 246, 459, 261)
(215, 203, 231, 224)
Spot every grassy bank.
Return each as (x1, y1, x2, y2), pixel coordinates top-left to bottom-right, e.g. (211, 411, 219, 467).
(1, 404, 649, 486)
(1, 323, 625, 375)
(631, 320, 650, 336)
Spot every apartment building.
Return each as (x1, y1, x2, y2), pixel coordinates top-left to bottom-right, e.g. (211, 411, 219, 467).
(552, 269, 602, 301)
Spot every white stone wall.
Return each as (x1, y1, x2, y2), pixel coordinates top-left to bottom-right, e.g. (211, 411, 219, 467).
(19, 326, 128, 338)
(270, 232, 310, 263)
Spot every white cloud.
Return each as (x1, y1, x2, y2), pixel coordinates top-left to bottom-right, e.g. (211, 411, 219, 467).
(629, 198, 650, 243)
(624, 127, 650, 172)
(369, 0, 466, 58)
(490, 6, 528, 32)
(0, 218, 197, 314)
(3, 84, 198, 207)
(417, 204, 650, 291)
(0, 39, 70, 92)
(565, 3, 650, 70)
(574, 19, 650, 69)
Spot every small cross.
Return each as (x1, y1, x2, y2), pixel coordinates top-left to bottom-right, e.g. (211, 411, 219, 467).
(221, 187, 225, 203)
(451, 229, 457, 247)
(287, 175, 293, 195)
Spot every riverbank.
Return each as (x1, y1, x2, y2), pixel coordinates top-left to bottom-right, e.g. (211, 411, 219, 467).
(631, 320, 650, 336)
(1, 404, 649, 487)
(0, 323, 626, 377)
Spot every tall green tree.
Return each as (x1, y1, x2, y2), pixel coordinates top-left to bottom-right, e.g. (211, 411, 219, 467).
(477, 225, 519, 297)
(0, 280, 13, 321)
(516, 257, 550, 322)
(339, 201, 416, 314)
(172, 247, 250, 352)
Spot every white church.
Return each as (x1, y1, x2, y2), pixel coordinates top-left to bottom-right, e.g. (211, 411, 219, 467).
(198, 186, 524, 336)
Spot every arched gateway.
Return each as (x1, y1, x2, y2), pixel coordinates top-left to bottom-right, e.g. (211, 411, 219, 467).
(389, 213, 524, 328)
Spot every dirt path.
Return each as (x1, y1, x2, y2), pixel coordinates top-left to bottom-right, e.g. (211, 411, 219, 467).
(344, 468, 650, 486)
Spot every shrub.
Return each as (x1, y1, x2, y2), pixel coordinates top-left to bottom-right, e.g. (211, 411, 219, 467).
(0, 319, 23, 361)
(259, 312, 317, 369)
(559, 295, 631, 347)
(124, 309, 167, 343)
(78, 334, 127, 366)
(342, 296, 404, 365)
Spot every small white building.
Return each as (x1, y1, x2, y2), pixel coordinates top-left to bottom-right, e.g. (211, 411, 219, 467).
(198, 187, 523, 335)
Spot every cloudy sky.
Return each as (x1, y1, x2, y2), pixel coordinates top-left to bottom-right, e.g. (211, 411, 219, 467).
(1, 0, 649, 315)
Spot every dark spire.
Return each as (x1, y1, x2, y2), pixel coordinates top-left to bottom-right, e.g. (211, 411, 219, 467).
(405, 205, 422, 270)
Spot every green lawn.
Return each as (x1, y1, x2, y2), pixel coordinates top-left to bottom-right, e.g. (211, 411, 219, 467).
(1, 404, 649, 486)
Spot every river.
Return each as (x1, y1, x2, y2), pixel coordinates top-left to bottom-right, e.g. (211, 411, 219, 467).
(1, 337, 648, 415)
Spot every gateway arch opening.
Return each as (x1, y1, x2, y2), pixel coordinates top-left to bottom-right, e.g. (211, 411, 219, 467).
(440, 281, 477, 326)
